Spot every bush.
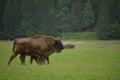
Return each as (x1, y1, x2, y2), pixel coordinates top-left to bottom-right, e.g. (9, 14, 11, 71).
(110, 22, 120, 39)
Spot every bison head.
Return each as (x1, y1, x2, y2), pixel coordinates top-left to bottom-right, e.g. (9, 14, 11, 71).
(54, 39, 64, 53)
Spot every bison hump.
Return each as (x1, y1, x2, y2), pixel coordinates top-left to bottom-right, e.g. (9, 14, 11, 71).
(32, 38, 48, 51)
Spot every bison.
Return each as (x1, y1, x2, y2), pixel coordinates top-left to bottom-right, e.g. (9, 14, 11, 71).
(8, 35, 64, 65)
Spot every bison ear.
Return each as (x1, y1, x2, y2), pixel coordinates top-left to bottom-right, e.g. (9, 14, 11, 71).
(54, 39, 64, 50)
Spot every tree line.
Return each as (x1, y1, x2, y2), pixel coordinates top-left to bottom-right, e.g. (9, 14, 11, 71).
(0, 0, 120, 40)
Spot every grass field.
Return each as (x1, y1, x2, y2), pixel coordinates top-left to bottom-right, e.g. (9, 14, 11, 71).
(0, 41, 120, 80)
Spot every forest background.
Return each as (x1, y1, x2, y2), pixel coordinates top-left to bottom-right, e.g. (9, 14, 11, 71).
(0, 0, 120, 40)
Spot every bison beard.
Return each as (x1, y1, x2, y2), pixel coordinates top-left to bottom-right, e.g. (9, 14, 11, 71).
(8, 35, 64, 65)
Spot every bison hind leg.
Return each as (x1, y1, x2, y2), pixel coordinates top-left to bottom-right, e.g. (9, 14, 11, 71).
(8, 52, 18, 65)
(20, 53, 26, 65)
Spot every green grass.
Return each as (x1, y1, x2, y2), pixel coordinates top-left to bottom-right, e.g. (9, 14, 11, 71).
(0, 41, 120, 80)
(60, 32, 97, 41)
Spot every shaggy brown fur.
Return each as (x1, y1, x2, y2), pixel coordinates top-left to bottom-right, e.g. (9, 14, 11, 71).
(8, 35, 64, 65)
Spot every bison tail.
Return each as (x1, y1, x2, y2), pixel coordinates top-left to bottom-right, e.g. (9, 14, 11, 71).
(12, 40, 16, 52)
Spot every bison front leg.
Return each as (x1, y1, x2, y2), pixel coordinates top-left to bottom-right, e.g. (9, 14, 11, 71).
(8, 52, 18, 65)
(20, 53, 26, 65)
(30, 56, 37, 64)
(30, 56, 33, 64)
(46, 57, 49, 64)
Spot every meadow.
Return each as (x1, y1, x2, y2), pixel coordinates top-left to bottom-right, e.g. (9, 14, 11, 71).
(0, 41, 120, 80)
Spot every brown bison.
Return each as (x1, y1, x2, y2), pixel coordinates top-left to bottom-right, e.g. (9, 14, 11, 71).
(8, 35, 64, 65)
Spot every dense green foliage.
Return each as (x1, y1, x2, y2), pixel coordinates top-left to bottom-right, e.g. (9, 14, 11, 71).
(0, 0, 120, 40)
(60, 32, 97, 40)
(0, 41, 120, 80)
(81, 0, 95, 31)
(95, 0, 120, 40)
